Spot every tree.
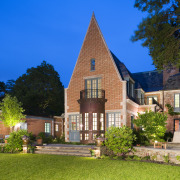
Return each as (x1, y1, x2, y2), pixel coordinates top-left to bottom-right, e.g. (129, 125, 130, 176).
(134, 110, 167, 141)
(0, 94, 25, 132)
(0, 80, 15, 101)
(104, 126, 136, 157)
(132, 0, 180, 70)
(12, 61, 64, 117)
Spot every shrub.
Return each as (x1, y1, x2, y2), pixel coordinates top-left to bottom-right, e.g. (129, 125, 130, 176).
(133, 129, 149, 146)
(104, 126, 136, 157)
(4, 130, 33, 153)
(134, 110, 167, 142)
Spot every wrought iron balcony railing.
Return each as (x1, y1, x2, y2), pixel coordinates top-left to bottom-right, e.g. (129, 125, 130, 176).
(80, 89, 105, 99)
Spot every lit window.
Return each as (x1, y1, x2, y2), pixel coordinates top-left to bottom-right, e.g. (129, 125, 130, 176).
(93, 113, 97, 130)
(115, 113, 121, 128)
(175, 94, 180, 108)
(70, 115, 79, 131)
(85, 134, 89, 140)
(91, 59, 95, 71)
(175, 94, 180, 112)
(55, 124, 58, 131)
(85, 113, 89, 130)
(147, 96, 157, 105)
(100, 113, 104, 130)
(108, 113, 121, 127)
(45, 123, 51, 134)
(80, 114, 82, 130)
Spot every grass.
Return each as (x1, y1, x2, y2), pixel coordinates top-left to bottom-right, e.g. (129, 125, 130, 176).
(0, 154, 180, 180)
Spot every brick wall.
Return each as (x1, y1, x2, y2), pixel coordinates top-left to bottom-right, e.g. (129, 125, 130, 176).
(164, 90, 180, 132)
(0, 121, 10, 138)
(66, 15, 124, 114)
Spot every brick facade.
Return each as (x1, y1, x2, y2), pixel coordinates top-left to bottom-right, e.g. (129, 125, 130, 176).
(65, 14, 180, 143)
(0, 116, 64, 138)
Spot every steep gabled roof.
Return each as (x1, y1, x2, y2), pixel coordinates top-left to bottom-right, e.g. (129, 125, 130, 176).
(132, 70, 163, 92)
(111, 51, 135, 81)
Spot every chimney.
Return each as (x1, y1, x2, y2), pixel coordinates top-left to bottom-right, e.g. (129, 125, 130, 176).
(163, 66, 179, 85)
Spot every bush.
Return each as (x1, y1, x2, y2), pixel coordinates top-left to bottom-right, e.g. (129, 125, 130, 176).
(4, 130, 33, 153)
(104, 126, 136, 157)
(133, 129, 149, 146)
(134, 110, 167, 142)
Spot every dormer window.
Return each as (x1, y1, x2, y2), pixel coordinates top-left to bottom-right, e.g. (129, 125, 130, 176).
(91, 59, 95, 71)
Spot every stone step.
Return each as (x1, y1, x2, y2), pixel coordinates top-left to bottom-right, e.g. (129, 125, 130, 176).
(34, 144, 94, 157)
(167, 142, 180, 148)
(35, 148, 90, 153)
(35, 150, 91, 157)
(36, 146, 93, 151)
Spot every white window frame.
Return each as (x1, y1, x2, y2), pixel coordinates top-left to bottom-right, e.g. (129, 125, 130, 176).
(93, 113, 97, 130)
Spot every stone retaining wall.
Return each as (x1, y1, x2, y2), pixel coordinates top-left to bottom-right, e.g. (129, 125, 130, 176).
(131, 147, 180, 164)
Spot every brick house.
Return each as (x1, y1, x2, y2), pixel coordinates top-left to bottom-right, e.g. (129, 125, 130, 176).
(65, 13, 180, 144)
(0, 115, 64, 138)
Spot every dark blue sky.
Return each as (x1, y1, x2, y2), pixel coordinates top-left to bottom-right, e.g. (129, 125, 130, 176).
(0, 0, 154, 88)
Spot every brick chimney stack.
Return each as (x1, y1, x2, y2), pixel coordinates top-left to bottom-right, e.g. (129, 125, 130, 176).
(163, 66, 179, 85)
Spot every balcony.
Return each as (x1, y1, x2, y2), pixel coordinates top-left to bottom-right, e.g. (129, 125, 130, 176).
(134, 97, 162, 108)
(80, 89, 105, 99)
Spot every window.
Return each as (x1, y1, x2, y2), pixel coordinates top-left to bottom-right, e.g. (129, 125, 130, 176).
(147, 96, 157, 105)
(70, 115, 79, 131)
(55, 124, 58, 131)
(85, 78, 102, 98)
(45, 123, 51, 134)
(85, 113, 89, 130)
(91, 59, 95, 71)
(175, 94, 180, 112)
(85, 133, 89, 140)
(131, 115, 134, 129)
(80, 114, 82, 130)
(107, 113, 121, 128)
(100, 113, 104, 130)
(127, 80, 134, 98)
(93, 113, 97, 130)
(80, 134, 82, 141)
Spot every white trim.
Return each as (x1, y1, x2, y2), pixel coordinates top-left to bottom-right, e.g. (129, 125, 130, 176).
(145, 91, 162, 95)
(64, 88, 69, 142)
(67, 112, 80, 115)
(122, 81, 127, 125)
(126, 99, 139, 108)
(83, 74, 103, 79)
(105, 109, 123, 113)
(127, 110, 138, 116)
(164, 89, 180, 93)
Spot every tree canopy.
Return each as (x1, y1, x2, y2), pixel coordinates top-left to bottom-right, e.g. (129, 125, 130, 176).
(132, 0, 180, 70)
(0, 94, 25, 131)
(12, 61, 64, 117)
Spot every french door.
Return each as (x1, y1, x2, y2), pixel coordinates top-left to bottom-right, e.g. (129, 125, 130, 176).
(69, 115, 80, 142)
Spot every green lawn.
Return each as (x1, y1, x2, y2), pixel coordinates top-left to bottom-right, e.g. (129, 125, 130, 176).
(0, 154, 180, 180)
